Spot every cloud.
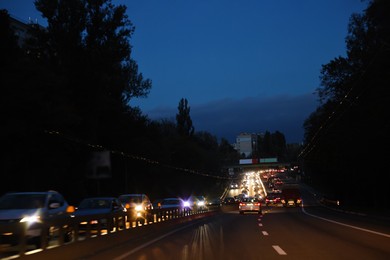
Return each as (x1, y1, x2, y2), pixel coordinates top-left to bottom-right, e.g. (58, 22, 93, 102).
(145, 93, 318, 144)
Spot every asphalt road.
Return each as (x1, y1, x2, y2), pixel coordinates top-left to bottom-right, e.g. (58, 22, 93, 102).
(72, 204, 390, 260)
(10, 178, 390, 260)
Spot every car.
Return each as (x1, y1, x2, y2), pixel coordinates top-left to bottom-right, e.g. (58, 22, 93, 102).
(152, 198, 164, 209)
(190, 196, 207, 210)
(265, 193, 282, 206)
(73, 197, 126, 232)
(208, 197, 221, 207)
(0, 190, 74, 249)
(223, 197, 236, 204)
(230, 183, 239, 189)
(158, 198, 190, 209)
(281, 185, 302, 207)
(118, 194, 153, 223)
(239, 197, 262, 214)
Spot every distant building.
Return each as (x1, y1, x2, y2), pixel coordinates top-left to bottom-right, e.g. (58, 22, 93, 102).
(7, 13, 45, 48)
(235, 133, 258, 158)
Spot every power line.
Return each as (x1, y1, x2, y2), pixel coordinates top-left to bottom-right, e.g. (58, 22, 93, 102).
(44, 130, 231, 180)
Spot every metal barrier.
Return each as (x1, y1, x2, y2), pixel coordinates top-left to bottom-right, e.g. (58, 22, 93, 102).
(0, 205, 220, 259)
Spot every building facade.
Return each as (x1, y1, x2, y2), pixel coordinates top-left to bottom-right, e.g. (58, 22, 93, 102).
(235, 133, 258, 158)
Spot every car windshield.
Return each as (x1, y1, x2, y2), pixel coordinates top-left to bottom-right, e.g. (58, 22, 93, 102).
(193, 196, 205, 201)
(0, 194, 46, 209)
(162, 199, 180, 205)
(119, 195, 142, 204)
(78, 199, 111, 209)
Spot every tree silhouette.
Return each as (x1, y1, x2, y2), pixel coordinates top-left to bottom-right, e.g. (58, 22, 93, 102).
(302, 0, 390, 209)
(33, 0, 151, 141)
(176, 98, 195, 137)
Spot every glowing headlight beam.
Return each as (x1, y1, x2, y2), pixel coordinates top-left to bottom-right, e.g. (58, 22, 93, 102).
(20, 215, 41, 224)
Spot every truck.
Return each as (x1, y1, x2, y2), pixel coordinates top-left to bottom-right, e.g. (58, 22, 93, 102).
(281, 184, 302, 207)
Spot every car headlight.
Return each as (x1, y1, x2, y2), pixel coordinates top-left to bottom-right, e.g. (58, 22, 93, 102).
(20, 215, 41, 224)
(183, 201, 190, 208)
(135, 205, 143, 212)
(198, 201, 205, 206)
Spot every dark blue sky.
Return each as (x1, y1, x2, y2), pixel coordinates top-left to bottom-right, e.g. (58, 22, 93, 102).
(1, 0, 368, 143)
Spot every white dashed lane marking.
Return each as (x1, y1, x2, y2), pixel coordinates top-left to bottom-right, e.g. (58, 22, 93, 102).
(272, 245, 287, 255)
(262, 231, 269, 236)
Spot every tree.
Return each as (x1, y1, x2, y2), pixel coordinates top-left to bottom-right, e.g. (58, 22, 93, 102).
(176, 98, 195, 137)
(218, 138, 240, 165)
(1, 1, 153, 198)
(256, 131, 287, 161)
(33, 0, 151, 140)
(302, 0, 390, 208)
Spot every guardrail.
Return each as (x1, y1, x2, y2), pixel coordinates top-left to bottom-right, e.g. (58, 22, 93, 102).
(0, 205, 220, 259)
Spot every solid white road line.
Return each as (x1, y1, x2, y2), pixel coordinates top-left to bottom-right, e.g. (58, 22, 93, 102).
(302, 207, 390, 238)
(272, 245, 287, 255)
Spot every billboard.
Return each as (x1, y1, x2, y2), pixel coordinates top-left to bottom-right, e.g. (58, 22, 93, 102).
(239, 157, 278, 164)
(86, 150, 111, 179)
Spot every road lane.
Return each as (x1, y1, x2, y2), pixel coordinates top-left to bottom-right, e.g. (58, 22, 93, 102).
(94, 205, 390, 260)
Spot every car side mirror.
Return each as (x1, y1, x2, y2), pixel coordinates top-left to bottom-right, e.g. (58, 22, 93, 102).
(49, 202, 60, 209)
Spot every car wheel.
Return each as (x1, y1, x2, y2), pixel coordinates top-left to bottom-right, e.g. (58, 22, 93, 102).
(146, 213, 153, 224)
(32, 236, 42, 249)
(64, 230, 73, 243)
(33, 228, 50, 249)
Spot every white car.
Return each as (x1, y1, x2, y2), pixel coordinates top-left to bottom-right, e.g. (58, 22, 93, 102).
(239, 197, 262, 214)
(0, 190, 74, 248)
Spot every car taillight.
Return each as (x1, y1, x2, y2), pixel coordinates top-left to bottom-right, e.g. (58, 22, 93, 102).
(239, 202, 245, 206)
(254, 203, 260, 206)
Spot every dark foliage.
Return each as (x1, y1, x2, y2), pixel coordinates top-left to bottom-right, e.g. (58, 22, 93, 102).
(0, 3, 237, 202)
(301, 0, 390, 210)
(1, 1, 301, 204)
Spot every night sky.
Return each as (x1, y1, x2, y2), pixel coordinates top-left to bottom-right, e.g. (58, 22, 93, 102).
(1, 0, 368, 143)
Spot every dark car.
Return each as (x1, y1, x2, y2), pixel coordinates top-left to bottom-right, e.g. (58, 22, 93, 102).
(230, 183, 239, 189)
(118, 194, 153, 223)
(281, 186, 302, 207)
(159, 198, 190, 209)
(223, 197, 236, 204)
(208, 197, 222, 207)
(152, 198, 164, 209)
(73, 197, 126, 232)
(190, 195, 207, 210)
(265, 193, 282, 206)
(0, 191, 74, 249)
